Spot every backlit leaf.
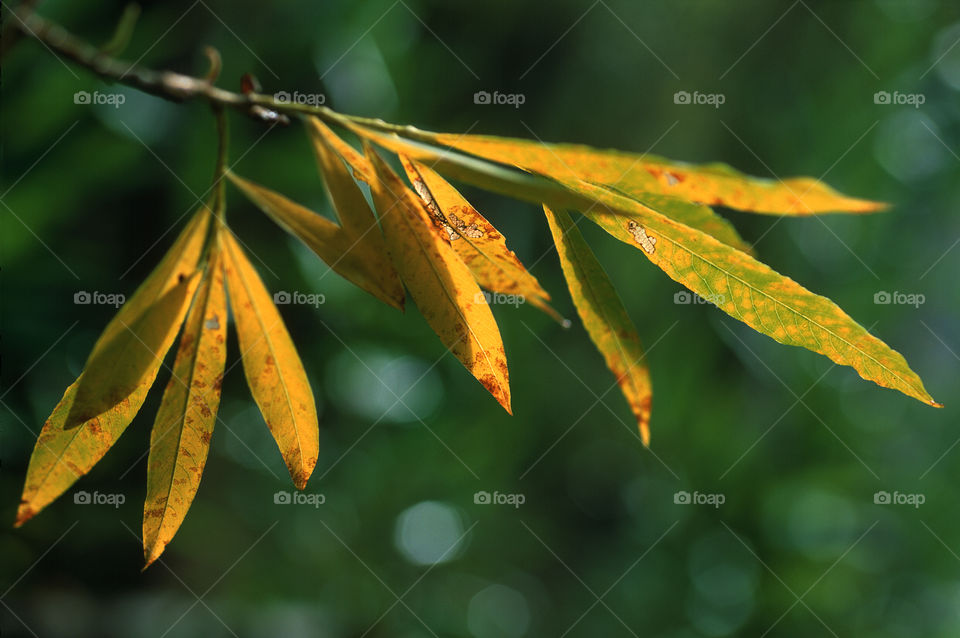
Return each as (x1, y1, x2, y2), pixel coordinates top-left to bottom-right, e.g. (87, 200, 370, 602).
(307, 117, 375, 183)
(543, 205, 652, 444)
(363, 143, 512, 413)
(221, 228, 319, 488)
(569, 180, 940, 406)
(143, 238, 228, 568)
(227, 171, 403, 310)
(400, 156, 563, 323)
(348, 125, 936, 406)
(369, 126, 885, 215)
(16, 208, 210, 526)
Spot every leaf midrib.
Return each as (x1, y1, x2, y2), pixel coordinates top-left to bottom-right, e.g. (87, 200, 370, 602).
(226, 237, 306, 469)
(556, 213, 647, 408)
(150, 268, 217, 550)
(390, 188, 508, 404)
(647, 214, 924, 399)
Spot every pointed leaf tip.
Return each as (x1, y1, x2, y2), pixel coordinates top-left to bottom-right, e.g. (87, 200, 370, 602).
(365, 146, 512, 414)
(221, 229, 320, 488)
(543, 205, 653, 443)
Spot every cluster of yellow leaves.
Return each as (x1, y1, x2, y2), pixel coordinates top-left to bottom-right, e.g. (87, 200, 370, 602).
(17, 114, 940, 567)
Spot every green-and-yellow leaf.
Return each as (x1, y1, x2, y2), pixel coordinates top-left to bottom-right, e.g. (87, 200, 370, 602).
(400, 156, 563, 323)
(363, 144, 512, 413)
(543, 205, 653, 444)
(227, 171, 403, 310)
(221, 228, 319, 488)
(143, 238, 227, 568)
(16, 208, 211, 526)
(569, 179, 939, 406)
(347, 124, 753, 256)
(380, 127, 885, 215)
(348, 126, 937, 407)
(602, 185, 754, 255)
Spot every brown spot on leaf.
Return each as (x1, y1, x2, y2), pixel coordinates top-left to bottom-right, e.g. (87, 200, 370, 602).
(626, 220, 657, 254)
(447, 211, 484, 239)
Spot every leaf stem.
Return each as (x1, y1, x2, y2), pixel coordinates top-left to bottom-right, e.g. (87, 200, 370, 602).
(212, 107, 228, 224)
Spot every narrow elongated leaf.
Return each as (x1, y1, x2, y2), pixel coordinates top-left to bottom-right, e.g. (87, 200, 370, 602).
(362, 125, 885, 214)
(543, 205, 653, 444)
(143, 239, 227, 568)
(343, 125, 572, 209)
(221, 229, 319, 488)
(307, 117, 376, 184)
(348, 125, 753, 255)
(227, 172, 403, 310)
(308, 120, 380, 237)
(400, 156, 563, 323)
(349, 127, 937, 406)
(16, 209, 211, 526)
(362, 144, 512, 413)
(569, 179, 940, 406)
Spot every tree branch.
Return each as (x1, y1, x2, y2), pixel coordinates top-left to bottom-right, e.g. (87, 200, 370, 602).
(7, 5, 460, 145)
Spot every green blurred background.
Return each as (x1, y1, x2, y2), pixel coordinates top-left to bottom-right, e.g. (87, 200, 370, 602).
(2, 0, 959, 636)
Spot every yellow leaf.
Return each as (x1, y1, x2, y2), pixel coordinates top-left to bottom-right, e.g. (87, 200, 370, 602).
(347, 126, 937, 407)
(16, 208, 211, 526)
(400, 156, 564, 323)
(345, 125, 753, 255)
(221, 228, 319, 488)
(306, 117, 376, 184)
(341, 125, 567, 208)
(363, 144, 512, 413)
(227, 171, 404, 310)
(570, 179, 940, 407)
(143, 239, 227, 568)
(543, 205, 653, 444)
(385, 128, 886, 215)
